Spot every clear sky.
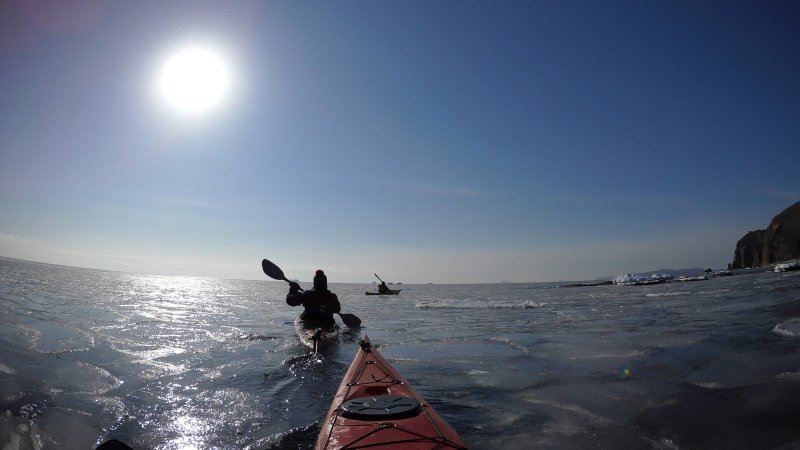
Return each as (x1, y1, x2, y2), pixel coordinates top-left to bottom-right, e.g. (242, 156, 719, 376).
(1, 1, 798, 283)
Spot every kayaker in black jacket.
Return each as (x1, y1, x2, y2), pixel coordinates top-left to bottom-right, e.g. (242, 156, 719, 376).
(378, 281, 390, 295)
(286, 269, 341, 328)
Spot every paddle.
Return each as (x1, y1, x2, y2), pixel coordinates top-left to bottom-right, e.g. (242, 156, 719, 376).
(262, 259, 361, 327)
(374, 273, 384, 283)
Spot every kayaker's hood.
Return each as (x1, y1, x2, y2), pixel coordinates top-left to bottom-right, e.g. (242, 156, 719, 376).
(314, 270, 327, 290)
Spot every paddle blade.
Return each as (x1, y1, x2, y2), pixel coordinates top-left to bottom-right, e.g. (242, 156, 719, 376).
(338, 313, 361, 327)
(262, 259, 288, 282)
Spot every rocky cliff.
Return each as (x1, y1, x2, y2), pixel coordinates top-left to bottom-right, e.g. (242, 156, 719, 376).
(731, 201, 800, 269)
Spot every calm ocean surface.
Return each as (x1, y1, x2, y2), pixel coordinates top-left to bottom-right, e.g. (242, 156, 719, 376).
(1, 257, 800, 449)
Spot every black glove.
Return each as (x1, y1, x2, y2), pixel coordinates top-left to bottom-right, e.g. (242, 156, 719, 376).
(289, 281, 301, 293)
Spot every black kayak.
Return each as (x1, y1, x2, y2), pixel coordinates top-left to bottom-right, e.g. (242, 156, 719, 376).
(365, 289, 401, 296)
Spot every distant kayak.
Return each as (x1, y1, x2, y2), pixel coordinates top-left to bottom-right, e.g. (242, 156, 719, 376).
(365, 289, 401, 296)
(293, 316, 339, 352)
(316, 335, 466, 449)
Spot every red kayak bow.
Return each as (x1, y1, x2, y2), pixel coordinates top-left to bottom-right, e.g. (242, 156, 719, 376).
(316, 336, 466, 449)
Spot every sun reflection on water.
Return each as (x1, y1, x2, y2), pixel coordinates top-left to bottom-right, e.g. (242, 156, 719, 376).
(169, 413, 213, 450)
(105, 274, 251, 448)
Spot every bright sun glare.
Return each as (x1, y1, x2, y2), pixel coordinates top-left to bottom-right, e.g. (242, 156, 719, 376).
(158, 44, 232, 116)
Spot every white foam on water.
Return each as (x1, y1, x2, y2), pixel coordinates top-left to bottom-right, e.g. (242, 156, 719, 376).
(30, 422, 43, 450)
(3, 432, 21, 450)
(0, 363, 15, 375)
(697, 289, 731, 296)
(649, 438, 681, 449)
(3, 393, 23, 403)
(772, 318, 800, 338)
(415, 300, 539, 309)
(567, 349, 647, 360)
(689, 381, 724, 389)
(775, 371, 800, 381)
(199, 368, 223, 382)
(774, 261, 800, 272)
(645, 291, 690, 298)
(524, 301, 546, 308)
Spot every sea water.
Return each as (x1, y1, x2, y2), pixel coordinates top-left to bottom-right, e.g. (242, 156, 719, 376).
(1, 257, 800, 449)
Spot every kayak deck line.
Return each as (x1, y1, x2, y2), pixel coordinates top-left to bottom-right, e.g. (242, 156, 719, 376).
(316, 336, 466, 449)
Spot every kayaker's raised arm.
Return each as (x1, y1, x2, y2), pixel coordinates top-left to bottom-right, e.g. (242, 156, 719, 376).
(286, 281, 302, 306)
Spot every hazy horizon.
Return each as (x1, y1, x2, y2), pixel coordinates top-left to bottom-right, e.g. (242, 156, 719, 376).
(0, 253, 761, 286)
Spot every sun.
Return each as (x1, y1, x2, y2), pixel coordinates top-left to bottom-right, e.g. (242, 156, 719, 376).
(157, 44, 233, 116)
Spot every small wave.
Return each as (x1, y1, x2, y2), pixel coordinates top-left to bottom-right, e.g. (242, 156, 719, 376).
(0, 362, 16, 375)
(120, 345, 188, 360)
(649, 438, 680, 450)
(268, 423, 319, 449)
(645, 291, 690, 298)
(237, 333, 278, 341)
(48, 361, 123, 395)
(285, 353, 326, 369)
(697, 289, 731, 296)
(775, 371, 800, 381)
(199, 368, 223, 381)
(772, 318, 800, 338)
(524, 398, 612, 425)
(567, 350, 647, 360)
(689, 381, 724, 389)
(416, 301, 544, 310)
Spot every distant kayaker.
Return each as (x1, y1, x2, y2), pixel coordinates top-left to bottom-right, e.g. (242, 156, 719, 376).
(378, 281, 390, 295)
(287, 269, 341, 328)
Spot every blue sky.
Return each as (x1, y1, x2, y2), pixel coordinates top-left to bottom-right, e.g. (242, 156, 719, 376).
(1, 1, 798, 283)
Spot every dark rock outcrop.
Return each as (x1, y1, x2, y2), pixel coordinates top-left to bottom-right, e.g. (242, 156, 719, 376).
(731, 201, 800, 269)
(732, 229, 767, 269)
